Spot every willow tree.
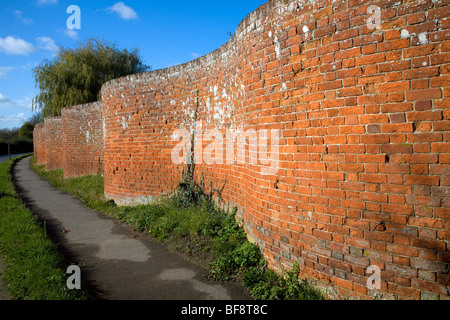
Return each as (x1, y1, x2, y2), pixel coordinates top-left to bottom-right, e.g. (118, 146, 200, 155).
(32, 38, 150, 117)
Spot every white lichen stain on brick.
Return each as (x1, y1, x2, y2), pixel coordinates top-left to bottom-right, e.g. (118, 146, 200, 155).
(274, 35, 281, 59)
(401, 29, 410, 38)
(121, 116, 130, 130)
(287, 2, 296, 11)
(418, 32, 428, 45)
(302, 25, 312, 41)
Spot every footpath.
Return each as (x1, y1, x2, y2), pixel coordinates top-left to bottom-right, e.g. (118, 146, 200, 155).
(12, 156, 250, 300)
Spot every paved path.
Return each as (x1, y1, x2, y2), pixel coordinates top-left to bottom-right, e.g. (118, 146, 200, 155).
(13, 157, 250, 300)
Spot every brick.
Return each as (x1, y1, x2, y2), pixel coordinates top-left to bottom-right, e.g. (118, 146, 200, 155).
(337, 86, 363, 97)
(407, 133, 442, 143)
(379, 81, 410, 93)
(381, 123, 414, 133)
(403, 154, 438, 164)
(406, 89, 442, 101)
(412, 279, 449, 296)
(404, 67, 440, 80)
(383, 204, 414, 215)
(409, 217, 444, 229)
(415, 100, 432, 111)
(378, 38, 410, 52)
(411, 238, 447, 251)
(355, 53, 385, 66)
(435, 208, 450, 219)
(390, 113, 406, 123)
(407, 111, 443, 122)
(405, 175, 440, 186)
(335, 47, 361, 60)
(431, 75, 450, 88)
(431, 143, 450, 153)
(390, 285, 421, 300)
(386, 244, 418, 257)
(360, 134, 390, 144)
(403, 44, 440, 59)
(408, 12, 426, 25)
(430, 52, 450, 66)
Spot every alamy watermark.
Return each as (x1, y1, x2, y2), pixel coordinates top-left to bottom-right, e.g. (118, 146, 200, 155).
(66, 5, 81, 30)
(367, 5, 382, 31)
(366, 265, 381, 290)
(66, 265, 81, 290)
(171, 122, 281, 176)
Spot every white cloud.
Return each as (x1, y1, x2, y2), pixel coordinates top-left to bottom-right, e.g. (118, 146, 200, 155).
(15, 97, 33, 111)
(0, 93, 33, 128)
(191, 52, 200, 59)
(0, 93, 33, 111)
(36, 37, 59, 55)
(0, 93, 12, 104)
(13, 10, 33, 25)
(64, 29, 78, 40)
(37, 0, 58, 5)
(0, 36, 35, 55)
(0, 67, 14, 79)
(107, 2, 138, 20)
(0, 113, 28, 128)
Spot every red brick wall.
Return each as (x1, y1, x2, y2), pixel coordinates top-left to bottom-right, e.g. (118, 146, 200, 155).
(33, 123, 46, 165)
(36, 0, 450, 300)
(43, 117, 63, 171)
(61, 102, 104, 178)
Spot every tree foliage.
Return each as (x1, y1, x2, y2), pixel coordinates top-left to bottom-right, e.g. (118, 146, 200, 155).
(28, 112, 43, 126)
(19, 122, 34, 140)
(32, 38, 150, 117)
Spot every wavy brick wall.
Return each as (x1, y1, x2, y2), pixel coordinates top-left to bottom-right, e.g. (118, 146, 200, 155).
(33, 123, 46, 166)
(61, 102, 104, 178)
(43, 117, 63, 171)
(36, 0, 449, 300)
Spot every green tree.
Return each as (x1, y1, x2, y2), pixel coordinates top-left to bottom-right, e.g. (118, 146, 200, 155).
(32, 38, 150, 117)
(28, 112, 43, 126)
(19, 122, 34, 140)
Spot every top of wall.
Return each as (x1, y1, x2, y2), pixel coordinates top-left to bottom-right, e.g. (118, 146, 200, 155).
(61, 101, 102, 115)
(101, 0, 311, 92)
(61, 101, 103, 113)
(44, 116, 62, 123)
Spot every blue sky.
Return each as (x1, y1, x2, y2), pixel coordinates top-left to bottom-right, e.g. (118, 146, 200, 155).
(0, 0, 267, 129)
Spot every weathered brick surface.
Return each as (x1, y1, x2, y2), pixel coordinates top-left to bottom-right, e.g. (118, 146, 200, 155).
(61, 102, 104, 178)
(35, 0, 449, 300)
(43, 117, 63, 171)
(33, 123, 46, 165)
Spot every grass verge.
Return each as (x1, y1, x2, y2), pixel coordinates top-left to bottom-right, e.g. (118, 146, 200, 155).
(0, 155, 90, 300)
(32, 158, 325, 300)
